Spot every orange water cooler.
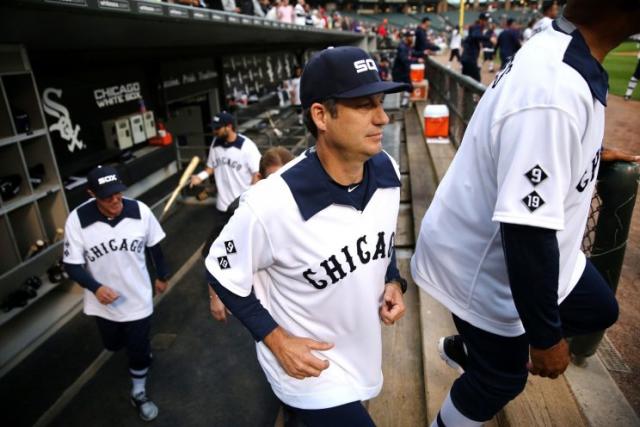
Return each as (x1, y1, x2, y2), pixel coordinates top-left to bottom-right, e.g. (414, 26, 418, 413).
(410, 64, 425, 82)
(423, 104, 449, 138)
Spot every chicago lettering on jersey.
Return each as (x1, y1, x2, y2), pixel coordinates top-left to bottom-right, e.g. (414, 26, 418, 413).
(84, 238, 145, 262)
(212, 156, 243, 171)
(576, 149, 601, 192)
(303, 231, 395, 289)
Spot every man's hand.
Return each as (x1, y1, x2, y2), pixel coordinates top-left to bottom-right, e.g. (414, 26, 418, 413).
(601, 147, 640, 163)
(209, 289, 230, 322)
(189, 175, 203, 188)
(155, 279, 168, 294)
(528, 338, 570, 379)
(263, 326, 334, 380)
(95, 285, 119, 305)
(380, 282, 406, 325)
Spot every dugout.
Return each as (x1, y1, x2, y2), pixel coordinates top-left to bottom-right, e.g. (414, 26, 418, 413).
(0, 0, 365, 378)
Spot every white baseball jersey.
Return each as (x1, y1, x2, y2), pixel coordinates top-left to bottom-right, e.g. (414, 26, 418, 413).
(531, 16, 552, 36)
(64, 198, 166, 322)
(206, 148, 401, 409)
(411, 17, 606, 337)
(205, 134, 261, 211)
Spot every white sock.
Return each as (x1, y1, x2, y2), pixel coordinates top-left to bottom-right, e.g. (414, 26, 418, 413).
(130, 367, 148, 396)
(625, 77, 638, 97)
(431, 392, 484, 427)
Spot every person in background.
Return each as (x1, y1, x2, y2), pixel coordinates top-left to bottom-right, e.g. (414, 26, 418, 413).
(294, 0, 306, 26)
(415, 17, 441, 58)
(623, 40, 640, 101)
(206, 146, 295, 321)
(63, 166, 168, 422)
(460, 13, 493, 82)
(496, 18, 522, 70)
(392, 29, 422, 107)
(448, 25, 462, 69)
(277, 0, 293, 23)
(532, 0, 559, 36)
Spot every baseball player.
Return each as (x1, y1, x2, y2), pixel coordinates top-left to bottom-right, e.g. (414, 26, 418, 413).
(63, 165, 168, 421)
(496, 18, 522, 70)
(623, 38, 640, 100)
(206, 146, 294, 322)
(392, 29, 422, 107)
(205, 46, 411, 426)
(411, 2, 640, 426)
(190, 111, 261, 223)
(531, 0, 559, 36)
(460, 13, 493, 82)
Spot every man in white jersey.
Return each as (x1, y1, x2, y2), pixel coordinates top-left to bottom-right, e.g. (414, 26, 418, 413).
(205, 46, 411, 426)
(531, 0, 558, 36)
(411, 1, 640, 426)
(190, 111, 261, 220)
(63, 166, 168, 421)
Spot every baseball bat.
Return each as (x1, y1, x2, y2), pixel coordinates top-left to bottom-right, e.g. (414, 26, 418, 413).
(160, 156, 200, 221)
(265, 110, 283, 138)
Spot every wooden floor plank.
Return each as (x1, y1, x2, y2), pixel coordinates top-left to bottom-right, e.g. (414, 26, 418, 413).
(369, 257, 427, 427)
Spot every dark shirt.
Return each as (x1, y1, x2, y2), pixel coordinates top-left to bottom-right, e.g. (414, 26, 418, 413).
(461, 23, 491, 63)
(497, 28, 522, 61)
(392, 41, 419, 83)
(414, 26, 440, 54)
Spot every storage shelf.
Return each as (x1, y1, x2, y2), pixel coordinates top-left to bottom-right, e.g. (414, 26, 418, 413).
(0, 275, 68, 328)
(0, 184, 61, 216)
(0, 128, 47, 148)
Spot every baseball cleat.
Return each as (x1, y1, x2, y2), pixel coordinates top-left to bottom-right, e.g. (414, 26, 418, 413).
(131, 391, 158, 421)
(438, 335, 468, 373)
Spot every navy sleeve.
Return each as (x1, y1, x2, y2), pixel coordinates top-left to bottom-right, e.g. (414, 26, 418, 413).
(207, 271, 278, 342)
(385, 248, 402, 283)
(64, 263, 101, 293)
(148, 243, 169, 280)
(500, 223, 563, 349)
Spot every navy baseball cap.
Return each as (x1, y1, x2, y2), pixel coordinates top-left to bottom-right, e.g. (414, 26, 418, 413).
(300, 46, 412, 109)
(212, 111, 234, 129)
(478, 12, 490, 21)
(87, 165, 126, 199)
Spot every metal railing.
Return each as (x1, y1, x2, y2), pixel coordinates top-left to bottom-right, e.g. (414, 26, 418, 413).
(425, 56, 485, 148)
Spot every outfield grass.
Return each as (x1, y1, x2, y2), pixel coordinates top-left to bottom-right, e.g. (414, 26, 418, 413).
(603, 41, 639, 100)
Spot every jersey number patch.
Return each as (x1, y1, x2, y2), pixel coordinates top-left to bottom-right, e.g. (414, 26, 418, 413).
(525, 165, 548, 186)
(224, 240, 237, 254)
(218, 256, 231, 269)
(522, 191, 545, 212)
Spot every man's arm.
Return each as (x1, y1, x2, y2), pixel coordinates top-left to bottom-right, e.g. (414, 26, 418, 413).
(208, 272, 333, 379)
(190, 166, 214, 187)
(64, 263, 119, 304)
(380, 248, 407, 325)
(500, 222, 569, 378)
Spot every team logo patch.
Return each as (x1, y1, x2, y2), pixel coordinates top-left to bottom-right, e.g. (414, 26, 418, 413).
(522, 191, 545, 212)
(218, 256, 231, 269)
(525, 165, 548, 186)
(224, 240, 237, 254)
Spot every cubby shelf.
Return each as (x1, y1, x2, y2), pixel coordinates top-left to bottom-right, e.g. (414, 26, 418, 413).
(0, 45, 69, 309)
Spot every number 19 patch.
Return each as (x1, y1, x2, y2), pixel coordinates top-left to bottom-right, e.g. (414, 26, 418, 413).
(522, 191, 545, 212)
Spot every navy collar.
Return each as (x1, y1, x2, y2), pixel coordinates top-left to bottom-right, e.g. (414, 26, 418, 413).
(213, 134, 245, 149)
(282, 148, 400, 221)
(553, 17, 608, 106)
(78, 198, 141, 228)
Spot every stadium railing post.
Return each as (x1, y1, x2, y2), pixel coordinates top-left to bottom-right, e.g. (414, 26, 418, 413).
(570, 161, 640, 363)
